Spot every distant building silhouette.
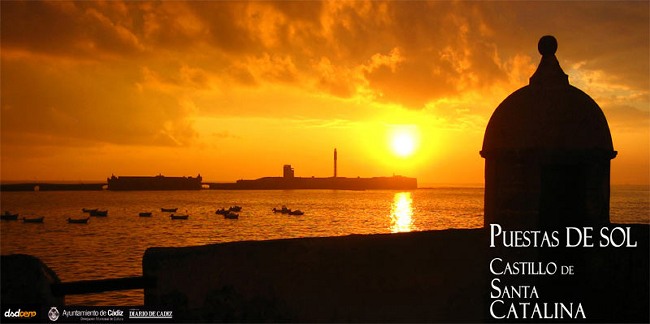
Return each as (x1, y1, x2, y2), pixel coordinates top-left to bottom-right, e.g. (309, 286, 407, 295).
(208, 158, 417, 190)
(107, 174, 203, 191)
(480, 36, 617, 229)
(283, 165, 295, 178)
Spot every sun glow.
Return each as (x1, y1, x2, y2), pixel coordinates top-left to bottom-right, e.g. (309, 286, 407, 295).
(389, 125, 419, 158)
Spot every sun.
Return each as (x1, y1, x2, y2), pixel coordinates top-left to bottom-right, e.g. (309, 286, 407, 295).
(391, 133, 415, 157)
(389, 126, 419, 157)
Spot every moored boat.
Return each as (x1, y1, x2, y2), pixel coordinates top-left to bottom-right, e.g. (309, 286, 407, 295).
(272, 206, 303, 215)
(68, 217, 90, 224)
(272, 206, 291, 214)
(229, 206, 242, 212)
(82, 208, 98, 213)
(224, 212, 239, 219)
(1, 211, 19, 221)
(23, 216, 45, 223)
(139, 212, 153, 217)
(170, 214, 189, 220)
(89, 210, 108, 217)
(161, 208, 178, 213)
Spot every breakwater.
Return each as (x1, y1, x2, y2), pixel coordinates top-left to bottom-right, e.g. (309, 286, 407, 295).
(0, 183, 105, 191)
(206, 175, 417, 190)
(0, 176, 417, 191)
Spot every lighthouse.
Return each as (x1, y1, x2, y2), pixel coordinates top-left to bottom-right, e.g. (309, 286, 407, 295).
(334, 148, 338, 178)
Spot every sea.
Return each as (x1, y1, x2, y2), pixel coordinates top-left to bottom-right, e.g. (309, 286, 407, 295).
(1, 186, 648, 306)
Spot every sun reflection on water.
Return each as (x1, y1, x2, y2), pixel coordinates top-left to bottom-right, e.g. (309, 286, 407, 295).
(390, 192, 414, 233)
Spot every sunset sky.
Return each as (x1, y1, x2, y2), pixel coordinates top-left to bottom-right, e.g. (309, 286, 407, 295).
(1, 1, 648, 185)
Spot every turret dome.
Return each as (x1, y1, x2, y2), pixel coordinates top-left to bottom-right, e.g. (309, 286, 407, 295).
(480, 36, 616, 229)
(481, 36, 616, 159)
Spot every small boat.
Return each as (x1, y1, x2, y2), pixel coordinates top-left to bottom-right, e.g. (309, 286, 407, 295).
(89, 210, 108, 217)
(216, 208, 228, 215)
(170, 214, 189, 220)
(68, 217, 90, 224)
(161, 208, 178, 213)
(1, 211, 19, 221)
(23, 216, 45, 223)
(288, 210, 304, 216)
(224, 212, 239, 219)
(139, 212, 153, 217)
(229, 206, 242, 212)
(82, 208, 98, 213)
(272, 206, 291, 214)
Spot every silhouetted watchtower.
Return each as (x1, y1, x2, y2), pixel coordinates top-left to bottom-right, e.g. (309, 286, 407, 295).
(480, 36, 617, 229)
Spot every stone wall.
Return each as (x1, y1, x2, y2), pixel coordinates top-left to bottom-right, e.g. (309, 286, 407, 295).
(143, 225, 649, 322)
(1, 254, 64, 306)
(143, 229, 487, 322)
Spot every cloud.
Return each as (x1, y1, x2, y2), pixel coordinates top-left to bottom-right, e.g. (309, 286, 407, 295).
(0, 55, 196, 147)
(604, 105, 650, 133)
(1, 1, 146, 60)
(478, 1, 649, 91)
(1, 0, 647, 148)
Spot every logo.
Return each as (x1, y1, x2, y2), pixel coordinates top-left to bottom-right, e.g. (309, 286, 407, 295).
(48, 307, 60, 322)
(4, 309, 37, 318)
(129, 309, 173, 320)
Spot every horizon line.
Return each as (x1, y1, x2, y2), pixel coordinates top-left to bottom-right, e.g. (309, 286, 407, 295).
(1, 179, 649, 188)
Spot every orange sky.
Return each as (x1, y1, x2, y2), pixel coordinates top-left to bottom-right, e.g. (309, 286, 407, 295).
(1, 1, 648, 185)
